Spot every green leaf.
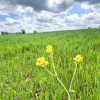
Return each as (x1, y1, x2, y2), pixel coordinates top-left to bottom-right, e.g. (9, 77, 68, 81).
(69, 89, 76, 93)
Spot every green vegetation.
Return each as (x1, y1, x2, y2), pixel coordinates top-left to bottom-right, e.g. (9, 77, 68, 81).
(21, 29, 26, 34)
(0, 28, 100, 100)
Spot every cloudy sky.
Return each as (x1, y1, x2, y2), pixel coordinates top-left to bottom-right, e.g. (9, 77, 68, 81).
(0, 0, 100, 33)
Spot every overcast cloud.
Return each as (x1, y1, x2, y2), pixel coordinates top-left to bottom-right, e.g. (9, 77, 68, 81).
(0, 0, 100, 13)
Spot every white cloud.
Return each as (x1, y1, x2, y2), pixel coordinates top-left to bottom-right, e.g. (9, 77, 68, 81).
(81, 3, 92, 10)
(0, 16, 36, 33)
(81, 2, 100, 10)
(0, 3, 34, 15)
(14, 6, 34, 15)
(0, 10, 9, 16)
(65, 11, 100, 28)
(34, 11, 66, 32)
(0, 10, 100, 34)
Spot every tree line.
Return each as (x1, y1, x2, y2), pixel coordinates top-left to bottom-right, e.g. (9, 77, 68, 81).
(1, 29, 25, 35)
(1, 29, 37, 35)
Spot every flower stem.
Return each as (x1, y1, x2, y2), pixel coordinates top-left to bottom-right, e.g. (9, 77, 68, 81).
(69, 63, 77, 91)
(50, 54, 71, 100)
(44, 67, 55, 76)
(56, 76, 71, 100)
(50, 54, 57, 76)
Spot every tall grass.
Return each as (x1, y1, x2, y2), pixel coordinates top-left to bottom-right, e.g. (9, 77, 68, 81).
(0, 28, 100, 100)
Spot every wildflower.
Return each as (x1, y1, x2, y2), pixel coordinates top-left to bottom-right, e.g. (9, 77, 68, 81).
(36, 57, 49, 67)
(73, 55, 83, 63)
(46, 45, 53, 54)
(45, 61, 49, 66)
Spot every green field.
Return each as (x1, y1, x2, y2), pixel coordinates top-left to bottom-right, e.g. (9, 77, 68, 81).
(0, 28, 100, 100)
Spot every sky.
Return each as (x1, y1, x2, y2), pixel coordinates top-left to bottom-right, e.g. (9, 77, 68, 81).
(0, 0, 100, 33)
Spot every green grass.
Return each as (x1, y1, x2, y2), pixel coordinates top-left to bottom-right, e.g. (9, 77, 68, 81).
(0, 28, 100, 100)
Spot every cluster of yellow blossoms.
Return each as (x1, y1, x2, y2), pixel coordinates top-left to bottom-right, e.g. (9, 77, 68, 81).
(73, 55, 83, 63)
(46, 45, 53, 53)
(36, 57, 49, 67)
(36, 45, 83, 67)
(36, 45, 53, 67)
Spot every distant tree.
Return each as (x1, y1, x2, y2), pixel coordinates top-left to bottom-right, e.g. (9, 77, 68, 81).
(88, 27, 91, 29)
(1, 32, 9, 35)
(1, 31, 5, 35)
(15, 32, 18, 34)
(5, 32, 8, 35)
(19, 32, 22, 34)
(21, 29, 25, 34)
(33, 30, 37, 33)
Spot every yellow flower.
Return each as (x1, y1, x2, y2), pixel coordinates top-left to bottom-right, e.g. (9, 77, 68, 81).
(36, 57, 49, 67)
(36, 57, 45, 62)
(46, 45, 53, 54)
(73, 55, 83, 63)
(45, 61, 49, 66)
(36, 62, 40, 66)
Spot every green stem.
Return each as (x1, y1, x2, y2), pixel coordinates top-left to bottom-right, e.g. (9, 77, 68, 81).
(69, 63, 77, 91)
(44, 67, 55, 76)
(50, 54, 57, 76)
(50, 54, 71, 100)
(56, 76, 71, 100)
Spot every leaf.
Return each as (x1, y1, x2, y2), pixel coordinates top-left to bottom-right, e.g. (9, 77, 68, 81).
(69, 89, 76, 93)
(25, 78, 29, 83)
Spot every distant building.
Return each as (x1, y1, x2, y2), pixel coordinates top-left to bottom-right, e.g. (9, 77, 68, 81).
(99, 26, 100, 28)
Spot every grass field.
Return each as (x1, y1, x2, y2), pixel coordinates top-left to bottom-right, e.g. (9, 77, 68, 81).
(0, 28, 100, 100)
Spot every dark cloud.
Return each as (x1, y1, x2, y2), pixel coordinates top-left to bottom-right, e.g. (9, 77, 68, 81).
(0, 0, 73, 13)
(1, 0, 48, 12)
(52, 0, 73, 13)
(75, 0, 100, 4)
(0, 0, 100, 13)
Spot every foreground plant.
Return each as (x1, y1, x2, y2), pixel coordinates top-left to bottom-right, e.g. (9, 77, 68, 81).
(36, 45, 83, 100)
(69, 55, 83, 91)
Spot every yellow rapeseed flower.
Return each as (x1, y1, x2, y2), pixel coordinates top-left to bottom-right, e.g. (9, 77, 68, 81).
(73, 55, 83, 63)
(45, 61, 49, 66)
(36, 57, 49, 67)
(46, 45, 53, 54)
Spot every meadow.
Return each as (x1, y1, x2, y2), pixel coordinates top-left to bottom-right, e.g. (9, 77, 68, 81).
(0, 28, 100, 100)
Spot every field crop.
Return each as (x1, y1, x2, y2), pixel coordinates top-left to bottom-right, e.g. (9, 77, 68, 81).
(0, 28, 100, 100)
